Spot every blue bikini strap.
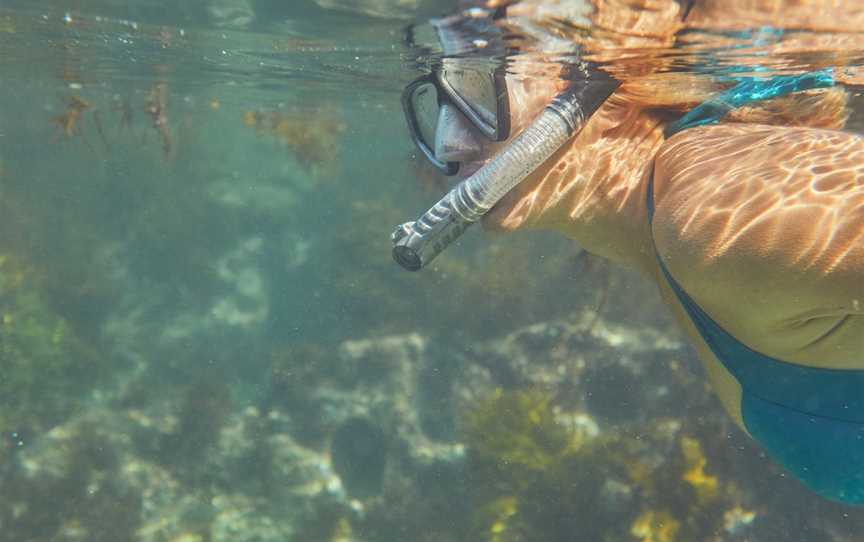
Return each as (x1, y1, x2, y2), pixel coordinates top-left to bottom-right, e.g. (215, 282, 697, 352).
(664, 69, 835, 137)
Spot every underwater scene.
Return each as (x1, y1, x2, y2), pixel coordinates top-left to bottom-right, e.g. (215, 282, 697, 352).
(1, 0, 863, 541)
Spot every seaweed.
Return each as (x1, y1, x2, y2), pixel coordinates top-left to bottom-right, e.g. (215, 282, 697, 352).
(160, 376, 234, 468)
(242, 106, 347, 179)
(461, 388, 605, 541)
(0, 424, 142, 542)
(0, 254, 108, 440)
(465, 389, 576, 482)
(460, 388, 747, 542)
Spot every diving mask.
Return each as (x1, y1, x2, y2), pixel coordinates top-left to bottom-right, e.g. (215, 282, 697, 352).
(392, 7, 619, 271)
(402, 8, 510, 175)
(392, 73, 619, 271)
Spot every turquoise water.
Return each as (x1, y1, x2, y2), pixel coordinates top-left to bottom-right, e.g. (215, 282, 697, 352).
(0, 1, 863, 541)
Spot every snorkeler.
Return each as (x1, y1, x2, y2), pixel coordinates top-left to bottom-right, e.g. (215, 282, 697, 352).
(394, 0, 864, 504)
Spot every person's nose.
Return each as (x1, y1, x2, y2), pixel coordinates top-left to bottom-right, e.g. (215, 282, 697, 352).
(434, 103, 483, 163)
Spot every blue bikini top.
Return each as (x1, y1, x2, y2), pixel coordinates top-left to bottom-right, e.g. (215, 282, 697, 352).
(646, 51, 864, 505)
(653, 67, 864, 424)
(664, 69, 834, 137)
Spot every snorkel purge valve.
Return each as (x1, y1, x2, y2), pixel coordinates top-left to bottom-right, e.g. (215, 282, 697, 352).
(391, 77, 619, 271)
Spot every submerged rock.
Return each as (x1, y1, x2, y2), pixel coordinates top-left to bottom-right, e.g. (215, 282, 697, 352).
(330, 417, 389, 498)
(2, 301, 862, 540)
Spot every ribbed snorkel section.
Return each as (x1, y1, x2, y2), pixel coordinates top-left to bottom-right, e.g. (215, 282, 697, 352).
(392, 76, 618, 271)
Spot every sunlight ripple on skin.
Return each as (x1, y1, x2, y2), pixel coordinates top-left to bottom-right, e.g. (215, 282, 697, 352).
(482, 86, 862, 369)
(458, 0, 864, 504)
(658, 125, 864, 274)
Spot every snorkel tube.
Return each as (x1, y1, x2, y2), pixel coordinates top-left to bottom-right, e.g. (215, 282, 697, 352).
(392, 75, 619, 271)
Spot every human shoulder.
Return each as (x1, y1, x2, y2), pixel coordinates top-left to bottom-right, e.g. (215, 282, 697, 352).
(649, 124, 864, 365)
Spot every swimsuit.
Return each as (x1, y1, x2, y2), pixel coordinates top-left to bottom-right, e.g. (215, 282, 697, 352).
(646, 170, 864, 504)
(664, 69, 834, 137)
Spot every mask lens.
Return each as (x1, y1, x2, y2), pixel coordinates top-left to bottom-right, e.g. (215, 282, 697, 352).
(409, 81, 441, 150)
(440, 67, 499, 132)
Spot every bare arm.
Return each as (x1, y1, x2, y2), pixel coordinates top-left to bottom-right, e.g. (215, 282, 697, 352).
(651, 124, 864, 367)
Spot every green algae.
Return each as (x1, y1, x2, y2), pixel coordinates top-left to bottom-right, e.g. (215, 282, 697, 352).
(465, 389, 576, 478)
(462, 388, 599, 541)
(0, 254, 108, 438)
(460, 388, 747, 542)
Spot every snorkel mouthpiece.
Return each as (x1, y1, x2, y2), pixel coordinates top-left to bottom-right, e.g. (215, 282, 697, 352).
(392, 77, 619, 270)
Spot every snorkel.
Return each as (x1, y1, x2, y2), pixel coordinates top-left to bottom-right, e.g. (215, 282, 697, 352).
(392, 75, 619, 270)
